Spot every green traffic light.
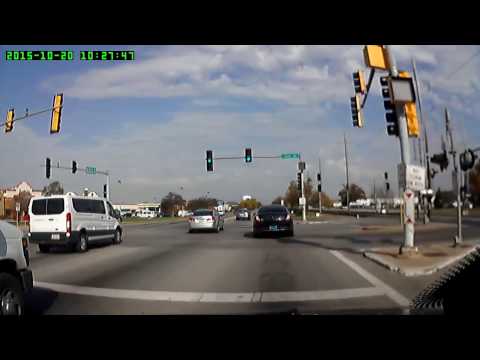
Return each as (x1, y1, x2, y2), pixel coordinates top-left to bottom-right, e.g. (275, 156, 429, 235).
(207, 159, 212, 163)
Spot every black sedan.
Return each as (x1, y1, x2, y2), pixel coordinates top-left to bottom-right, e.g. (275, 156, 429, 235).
(253, 205, 294, 237)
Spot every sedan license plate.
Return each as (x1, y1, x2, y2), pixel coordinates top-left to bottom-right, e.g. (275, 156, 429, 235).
(51, 234, 60, 240)
(269, 225, 278, 231)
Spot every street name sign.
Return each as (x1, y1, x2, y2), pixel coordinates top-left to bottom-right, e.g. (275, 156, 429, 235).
(86, 166, 96, 175)
(281, 153, 300, 159)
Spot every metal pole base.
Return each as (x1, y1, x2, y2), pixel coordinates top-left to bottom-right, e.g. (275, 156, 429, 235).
(453, 236, 463, 247)
(399, 245, 419, 256)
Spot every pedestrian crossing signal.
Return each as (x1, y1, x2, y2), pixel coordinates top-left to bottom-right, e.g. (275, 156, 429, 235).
(5, 109, 14, 133)
(50, 93, 63, 134)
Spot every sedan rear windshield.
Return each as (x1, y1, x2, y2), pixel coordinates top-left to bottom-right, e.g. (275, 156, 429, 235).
(193, 210, 213, 216)
(258, 207, 287, 215)
(31, 198, 64, 215)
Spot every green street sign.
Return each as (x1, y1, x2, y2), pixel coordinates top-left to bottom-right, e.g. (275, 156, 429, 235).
(281, 153, 300, 159)
(86, 166, 96, 175)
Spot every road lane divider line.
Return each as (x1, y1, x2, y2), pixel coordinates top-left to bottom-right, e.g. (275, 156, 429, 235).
(34, 281, 384, 303)
(329, 250, 411, 308)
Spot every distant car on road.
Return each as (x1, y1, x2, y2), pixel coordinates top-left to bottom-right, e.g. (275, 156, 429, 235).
(236, 208, 250, 221)
(253, 205, 293, 237)
(188, 209, 224, 233)
(136, 209, 157, 218)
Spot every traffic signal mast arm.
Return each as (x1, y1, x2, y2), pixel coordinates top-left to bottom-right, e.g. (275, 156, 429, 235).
(41, 162, 109, 175)
(1, 104, 62, 129)
(360, 68, 376, 109)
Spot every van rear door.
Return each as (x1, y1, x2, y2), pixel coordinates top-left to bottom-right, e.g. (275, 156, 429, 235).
(29, 198, 66, 233)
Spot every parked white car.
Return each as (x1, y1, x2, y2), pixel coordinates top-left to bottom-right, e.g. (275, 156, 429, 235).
(136, 209, 157, 218)
(0, 220, 33, 315)
(28, 194, 123, 253)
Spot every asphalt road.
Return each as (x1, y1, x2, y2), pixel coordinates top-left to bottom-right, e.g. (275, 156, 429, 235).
(23, 215, 478, 315)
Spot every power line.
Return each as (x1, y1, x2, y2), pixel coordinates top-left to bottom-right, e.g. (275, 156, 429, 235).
(445, 47, 480, 80)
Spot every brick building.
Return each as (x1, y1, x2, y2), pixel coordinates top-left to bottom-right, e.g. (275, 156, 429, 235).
(0, 181, 42, 219)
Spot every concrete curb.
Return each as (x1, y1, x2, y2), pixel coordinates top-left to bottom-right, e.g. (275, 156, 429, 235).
(363, 246, 479, 277)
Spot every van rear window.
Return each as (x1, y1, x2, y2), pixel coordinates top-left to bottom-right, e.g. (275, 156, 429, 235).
(32, 199, 47, 215)
(72, 199, 91, 213)
(31, 198, 64, 215)
(46, 199, 64, 215)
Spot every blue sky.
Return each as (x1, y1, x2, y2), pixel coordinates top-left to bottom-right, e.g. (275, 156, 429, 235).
(1, 45, 479, 204)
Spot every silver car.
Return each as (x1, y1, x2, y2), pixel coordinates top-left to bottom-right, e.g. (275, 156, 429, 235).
(188, 209, 224, 233)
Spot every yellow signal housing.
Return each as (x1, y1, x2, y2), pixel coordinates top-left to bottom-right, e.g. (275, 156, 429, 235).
(355, 94, 364, 128)
(5, 109, 14, 133)
(363, 45, 389, 70)
(50, 93, 63, 134)
(405, 102, 420, 137)
(358, 71, 366, 94)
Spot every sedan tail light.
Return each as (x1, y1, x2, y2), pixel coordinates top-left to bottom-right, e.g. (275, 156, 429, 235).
(285, 214, 291, 221)
(255, 215, 263, 222)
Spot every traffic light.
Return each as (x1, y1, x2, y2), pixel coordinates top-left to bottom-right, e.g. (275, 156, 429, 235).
(297, 172, 302, 192)
(384, 172, 388, 180)
(386, 182, 390, 191)
(380, 76, 399, 136)
(350, 95, 363, 128)
(103, 184, 107, 199)
(72, 161, 77, 174)
(460, 149, 477, 171)
(431, 151, 449, 172)
(245, 148, 252, 163)
(352, 70, 366, 94)
(206, 150, 214, 172)
(317, 173, 321, 182)
(5, 109, 14, 133)
(46, 158, 51, 179)
(404, 102, 420, 137)
(50, 93, 63, 134)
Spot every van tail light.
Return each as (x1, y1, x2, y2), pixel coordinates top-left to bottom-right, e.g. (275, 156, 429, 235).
(66, 212, 72, 237)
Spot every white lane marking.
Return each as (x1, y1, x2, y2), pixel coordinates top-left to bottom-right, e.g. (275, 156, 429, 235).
(260, 288, 384, 302)
(35, 281, 384, 304)
(330, 250, 411, 307)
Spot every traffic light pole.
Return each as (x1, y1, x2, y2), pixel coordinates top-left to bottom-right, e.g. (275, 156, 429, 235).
(318, 157, 322, 214)
(384, 46, 415, 253)
(344, 132, 350, 212)
(445, 108, 462, 245)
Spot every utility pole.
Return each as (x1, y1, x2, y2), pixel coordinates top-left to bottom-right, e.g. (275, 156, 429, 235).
(318, 157, 322, 214)
(344, 132, 350, 212)
(384, 45, 415, 253)
(446, 108, 462, 245)
(412, 58, 432, 224)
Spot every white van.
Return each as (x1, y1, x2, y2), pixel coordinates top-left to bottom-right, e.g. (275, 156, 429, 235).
(28, 194, 123, 253)
(0, 220, 33, 315)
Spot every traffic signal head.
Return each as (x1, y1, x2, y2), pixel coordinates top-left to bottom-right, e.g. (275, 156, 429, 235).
(103, 184, 107, 198)
(460, 149, 477, 171)
(405, 102, 420, 137)
(206, 150, 213, 172)
(350, 95, 363, 128)
(317, 184, 322, 193)
(50, 93, 63, 134)
(352, 70, 366, 94)
(5, 109, 14, 133)
(384, 172, 388, 180)
(381, 76, 399, 137)
(245, 148, 252, 163)
(297, 173, 302, 191)
(317, 173, 321, 182)
(431, 151, 449, 172)
(46, 158, 51, 179)
(72, 161, 77, 174)
(386, 182, 390, 191)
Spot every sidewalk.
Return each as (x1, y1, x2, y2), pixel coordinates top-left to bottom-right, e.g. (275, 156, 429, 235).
(364, 242, 479, 277)
(358, 222, 455, 234)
